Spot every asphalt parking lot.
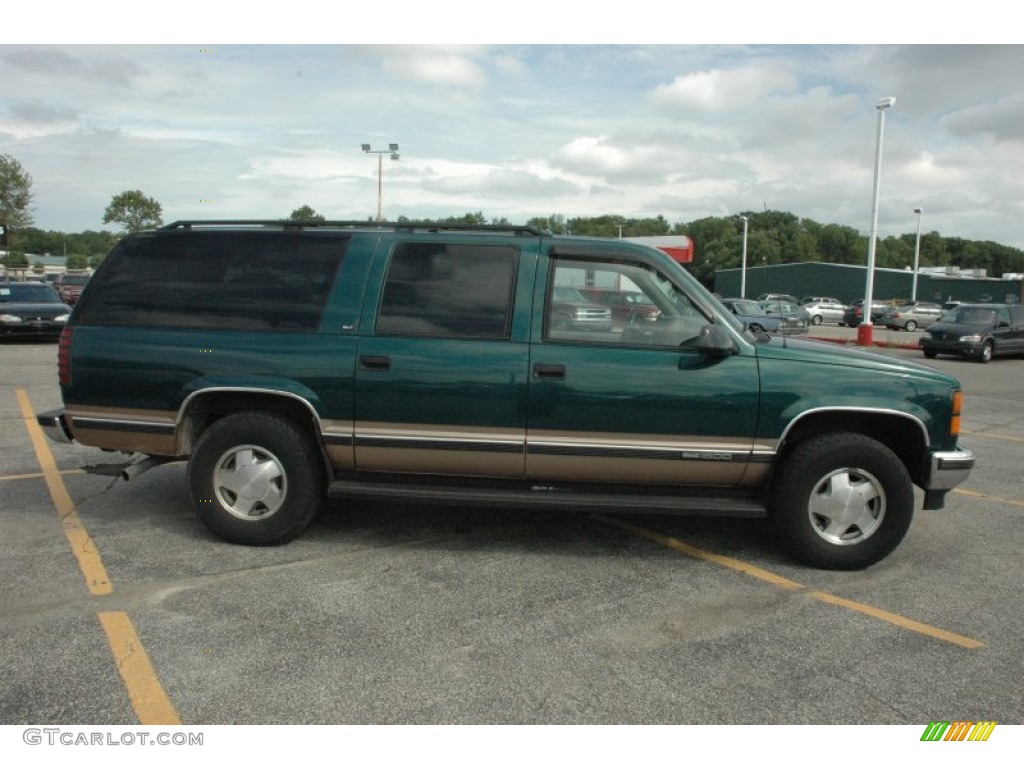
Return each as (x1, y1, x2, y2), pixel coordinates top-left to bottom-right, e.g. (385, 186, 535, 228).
(1, 332, 1022, 727)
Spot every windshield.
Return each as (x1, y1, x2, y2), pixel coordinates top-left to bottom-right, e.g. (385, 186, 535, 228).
(0, 284, 62, 303)
(553, 286, 586, 301)
(730, 300, 762, 315)
(942, 306, 996, 325)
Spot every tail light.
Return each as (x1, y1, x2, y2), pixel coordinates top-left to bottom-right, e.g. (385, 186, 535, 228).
(58, 327, 73, 387)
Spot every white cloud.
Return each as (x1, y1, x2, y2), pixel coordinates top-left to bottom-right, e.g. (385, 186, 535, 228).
(650, 66, 799, 111)
(377, 46, 488, 88)
(2, 44, 1023, 248)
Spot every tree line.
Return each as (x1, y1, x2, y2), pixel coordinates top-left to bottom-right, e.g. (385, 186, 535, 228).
(398, 210, 1024, 288)
(3, 148, 1021, 284)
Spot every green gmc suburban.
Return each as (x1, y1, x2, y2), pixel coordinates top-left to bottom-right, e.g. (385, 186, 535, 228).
(37, 221, 975, 569)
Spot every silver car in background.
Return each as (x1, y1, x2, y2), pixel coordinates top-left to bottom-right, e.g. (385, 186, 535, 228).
(801, 298, 847, 326)
(882, 302, 944, 331)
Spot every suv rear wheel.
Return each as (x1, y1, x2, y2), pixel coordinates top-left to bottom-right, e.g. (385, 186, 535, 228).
(768, 433, 914, 570)
(188, 412, 325, 545)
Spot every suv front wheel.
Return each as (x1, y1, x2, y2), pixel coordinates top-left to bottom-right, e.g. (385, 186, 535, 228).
(188, 412, 325, 545)
(768, 433, 914, 570)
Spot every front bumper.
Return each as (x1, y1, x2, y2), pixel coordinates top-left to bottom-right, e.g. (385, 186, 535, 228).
(921, 446, 975, 509)
(0, 320, 66, 337)
(36, 408, 75, 444)
(920, 339, 984, 358)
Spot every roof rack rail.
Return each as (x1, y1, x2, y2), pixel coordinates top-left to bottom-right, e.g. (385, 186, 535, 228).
(391, 223, 551, 236)
(159, 220, 384, 230)
(158, 220, 551, 236)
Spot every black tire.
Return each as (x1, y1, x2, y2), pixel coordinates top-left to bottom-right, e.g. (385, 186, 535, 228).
(904, 320, 917, 331)
(768, 433, 914, 570)
(188, 412, 325, 545)
(978, 341, 993, 364)
(923, 349, 937, 359)
(749, 323, 764, 334)
(811, 315, 823, 326)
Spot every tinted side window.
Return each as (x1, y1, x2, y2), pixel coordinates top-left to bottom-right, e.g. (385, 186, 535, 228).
(376, 242, 517, 339)
(77, 231, 348, 331)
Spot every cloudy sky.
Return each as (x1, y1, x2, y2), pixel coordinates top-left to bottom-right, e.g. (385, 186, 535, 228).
(3, 11, 1023, 248)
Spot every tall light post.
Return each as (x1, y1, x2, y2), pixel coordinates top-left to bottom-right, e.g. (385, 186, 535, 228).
(912, 207, 923, 302)
(858, 96, 895, 347)
(739, 215, 749, 298)
(361, 142, 400, 221)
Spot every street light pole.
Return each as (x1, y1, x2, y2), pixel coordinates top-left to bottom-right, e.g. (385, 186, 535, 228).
(739, 215, 749, 298)
(912, 207, 923, 303)
(858, 96, 895, 347)
(361, 142, 400, 221)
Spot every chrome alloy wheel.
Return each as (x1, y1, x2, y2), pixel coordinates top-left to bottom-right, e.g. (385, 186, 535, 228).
(213, 445, 287, 521)
(807, 467, 886, 546)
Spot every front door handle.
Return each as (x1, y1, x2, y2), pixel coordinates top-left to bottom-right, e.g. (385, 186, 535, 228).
(359, 355, 391, 371)
(532, 363, 566, 380)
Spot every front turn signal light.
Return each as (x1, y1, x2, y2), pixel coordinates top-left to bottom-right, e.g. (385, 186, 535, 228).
(950, 390, 963, 439)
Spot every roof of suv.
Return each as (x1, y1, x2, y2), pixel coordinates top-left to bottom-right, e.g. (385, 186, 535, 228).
(158, 220, 553, 237)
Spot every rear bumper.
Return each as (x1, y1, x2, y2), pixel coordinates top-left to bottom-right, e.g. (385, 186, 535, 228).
(36, 408, 75, 444)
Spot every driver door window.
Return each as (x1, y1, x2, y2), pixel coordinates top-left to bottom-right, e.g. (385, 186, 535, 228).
(546, 257, 708, 346)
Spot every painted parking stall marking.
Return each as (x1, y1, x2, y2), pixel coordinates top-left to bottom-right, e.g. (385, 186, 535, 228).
(16, 388, 181, 725)
(595, 514, 984, 650)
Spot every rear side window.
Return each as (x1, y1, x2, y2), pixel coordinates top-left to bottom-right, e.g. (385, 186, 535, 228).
(376, 242, 517, 339)
(76, 231, 349, 331)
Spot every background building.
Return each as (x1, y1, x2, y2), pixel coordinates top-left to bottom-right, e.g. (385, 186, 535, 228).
(714, 262, 1022, 305)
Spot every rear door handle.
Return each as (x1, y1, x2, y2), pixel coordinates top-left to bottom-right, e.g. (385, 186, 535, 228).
(532, 363, 566, 380)
(359, 355, 391, 371)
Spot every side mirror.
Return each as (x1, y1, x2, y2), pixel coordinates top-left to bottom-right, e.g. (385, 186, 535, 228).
(696, 324, 735, 356)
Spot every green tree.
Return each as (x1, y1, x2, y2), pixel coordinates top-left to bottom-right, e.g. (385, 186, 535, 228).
(0, 154, 35, 248)
(102, 190, 163, 233)
(288, 205, 325, 221)
(66, 253, 89, 271)
(1, 250, 29, 278)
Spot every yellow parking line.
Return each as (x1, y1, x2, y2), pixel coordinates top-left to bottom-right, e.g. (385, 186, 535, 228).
(16, 389, 112, 596)
(809, 591, 983, 650)
(15, 388, 181, 725)
(960, 429, 1024, 444)
(954, 487, 1024, 508)
(595, 515, 805, 591)
(0, 469, 86, 482)
(594, 515, 984, 650)
(98, 611, 182, 725)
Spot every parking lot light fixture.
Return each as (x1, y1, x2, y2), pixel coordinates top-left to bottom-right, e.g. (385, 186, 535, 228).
(858, 96, 895, 347)
(912, 207, 923, 302)
(362, 142, 400, 221)
(739, 215, 749, 298)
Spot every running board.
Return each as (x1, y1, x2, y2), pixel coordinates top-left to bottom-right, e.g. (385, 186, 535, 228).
(327, 478, 766, 517)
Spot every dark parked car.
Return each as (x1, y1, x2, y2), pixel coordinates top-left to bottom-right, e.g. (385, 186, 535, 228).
(881, 302, 943, 331)
(0, 282, 73, 339)
(719, 298, 782, 334)
(843, 299, 888, 327)
(53, 273, 90, 305)
(920, 303, 1024, 363)
(549, 286, 614, 331)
